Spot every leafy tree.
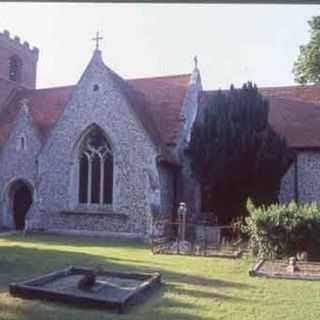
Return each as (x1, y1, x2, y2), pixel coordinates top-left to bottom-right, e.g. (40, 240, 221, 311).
(188, 82, 295, 224)
(293, 16, 320, 84)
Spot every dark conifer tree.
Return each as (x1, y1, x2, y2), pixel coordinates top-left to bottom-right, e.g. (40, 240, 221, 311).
(188, 82, 295, 224)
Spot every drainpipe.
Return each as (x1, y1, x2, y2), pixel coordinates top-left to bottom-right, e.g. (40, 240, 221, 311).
(294, 155, 299, 204)
(173, 168, 178, 223)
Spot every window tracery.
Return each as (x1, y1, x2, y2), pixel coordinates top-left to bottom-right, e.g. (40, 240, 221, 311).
(78, 127, 113, 205)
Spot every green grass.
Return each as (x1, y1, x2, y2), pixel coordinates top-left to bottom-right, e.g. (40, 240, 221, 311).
(0, 234, 320, 320)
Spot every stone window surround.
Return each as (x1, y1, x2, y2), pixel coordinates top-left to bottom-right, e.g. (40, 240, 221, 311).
(79, 147, 112, 205)
(69, 124, 115, 212)
(9, 54, 23, 83)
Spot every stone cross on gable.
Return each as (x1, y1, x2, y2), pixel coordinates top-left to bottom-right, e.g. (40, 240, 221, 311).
(194, 55, 198, 69)
(92, 31, 103, 50)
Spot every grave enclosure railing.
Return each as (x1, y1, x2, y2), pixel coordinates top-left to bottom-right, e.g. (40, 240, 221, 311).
(151, 219, 242, 257)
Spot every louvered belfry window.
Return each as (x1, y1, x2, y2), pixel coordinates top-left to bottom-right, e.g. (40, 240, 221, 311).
(9, 55, 22, 82)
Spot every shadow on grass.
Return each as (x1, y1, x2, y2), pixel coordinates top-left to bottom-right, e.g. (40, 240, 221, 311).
(1, 232, 146, 250)
(0, 233, 253, 290)
(0, 236, 255, 319)
(0, 246, 252, 288)
(164, 283, 255, 303)
(0, 294, 206, 320)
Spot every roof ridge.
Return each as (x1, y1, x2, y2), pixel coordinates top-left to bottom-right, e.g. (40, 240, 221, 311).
(35, 85, 75, 91)
(127, 73, 191, 81)
(25, 75, 192, 91)
(260, 83, 320, 90)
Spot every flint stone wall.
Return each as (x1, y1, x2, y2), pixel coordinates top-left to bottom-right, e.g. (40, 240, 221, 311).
(0, 109, 40, 228)
(296, 151, 320, 204)
(279, 151, 320, 205)
(36, 54, 160, 238)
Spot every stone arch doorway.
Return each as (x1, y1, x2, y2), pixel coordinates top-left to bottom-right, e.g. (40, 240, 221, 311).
(9, 180, 33, 230)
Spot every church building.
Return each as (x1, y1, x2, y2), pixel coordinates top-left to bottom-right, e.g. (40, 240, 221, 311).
(0, 30, 320, 239)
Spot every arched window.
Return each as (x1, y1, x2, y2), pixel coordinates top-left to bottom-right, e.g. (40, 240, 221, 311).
(78, 127, 113, 205)
(16, 135, 27, 151)
(20, 136, 25, 150)
(9, 55, 22, 82)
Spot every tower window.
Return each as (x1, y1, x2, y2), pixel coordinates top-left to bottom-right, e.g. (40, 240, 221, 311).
(20, 136, 25, 150)
(9, 55, 22, 82)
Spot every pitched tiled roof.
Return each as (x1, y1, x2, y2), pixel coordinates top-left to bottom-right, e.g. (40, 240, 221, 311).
(128, 74, 191, 145)
(0, 78, 23, 107)
(200, 85, 320, 149)
(0, 74, 191, 158)
(260, 84, 320, 148)
(0, 86, 74, 145)
(2, 76, 320, 155)
(260, 84, 320, 105)
(267, 96, 320, 148)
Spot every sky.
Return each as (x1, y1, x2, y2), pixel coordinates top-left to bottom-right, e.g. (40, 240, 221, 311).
(0, 3, 319, 90)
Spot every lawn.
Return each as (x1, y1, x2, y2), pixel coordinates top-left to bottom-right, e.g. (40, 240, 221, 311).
(0, 234, 320, 320)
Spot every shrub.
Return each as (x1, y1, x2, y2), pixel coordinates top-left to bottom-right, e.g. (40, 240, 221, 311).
(243, 200, 320, 259)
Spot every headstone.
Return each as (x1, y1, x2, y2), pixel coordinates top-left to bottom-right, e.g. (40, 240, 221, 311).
(287, 256, 298, 273)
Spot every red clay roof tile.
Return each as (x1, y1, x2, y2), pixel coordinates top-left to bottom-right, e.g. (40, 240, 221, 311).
(260, 85, 320, 148)
(5, 75, 319, 153)
(0, 86, 74, 145)
(0, 74, 191, 153)
(128, 74, 191, 145)
(260, 84, 320, 105)
(201, 84, 320, 149)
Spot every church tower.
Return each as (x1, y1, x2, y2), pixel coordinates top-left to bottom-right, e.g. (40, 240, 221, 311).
(0, 30, 39, 89)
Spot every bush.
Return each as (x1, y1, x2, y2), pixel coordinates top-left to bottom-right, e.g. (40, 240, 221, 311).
(243, 200, 320, 259)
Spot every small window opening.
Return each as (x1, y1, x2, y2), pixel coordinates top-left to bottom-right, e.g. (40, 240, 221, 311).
(17, 135, 26, 151)
(93, 84, 99, 92)
(9, 55, 22, 82)
(20, 137, 25, 150)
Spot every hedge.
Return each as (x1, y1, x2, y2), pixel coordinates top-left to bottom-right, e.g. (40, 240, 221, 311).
(243, 200, 320, 259)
